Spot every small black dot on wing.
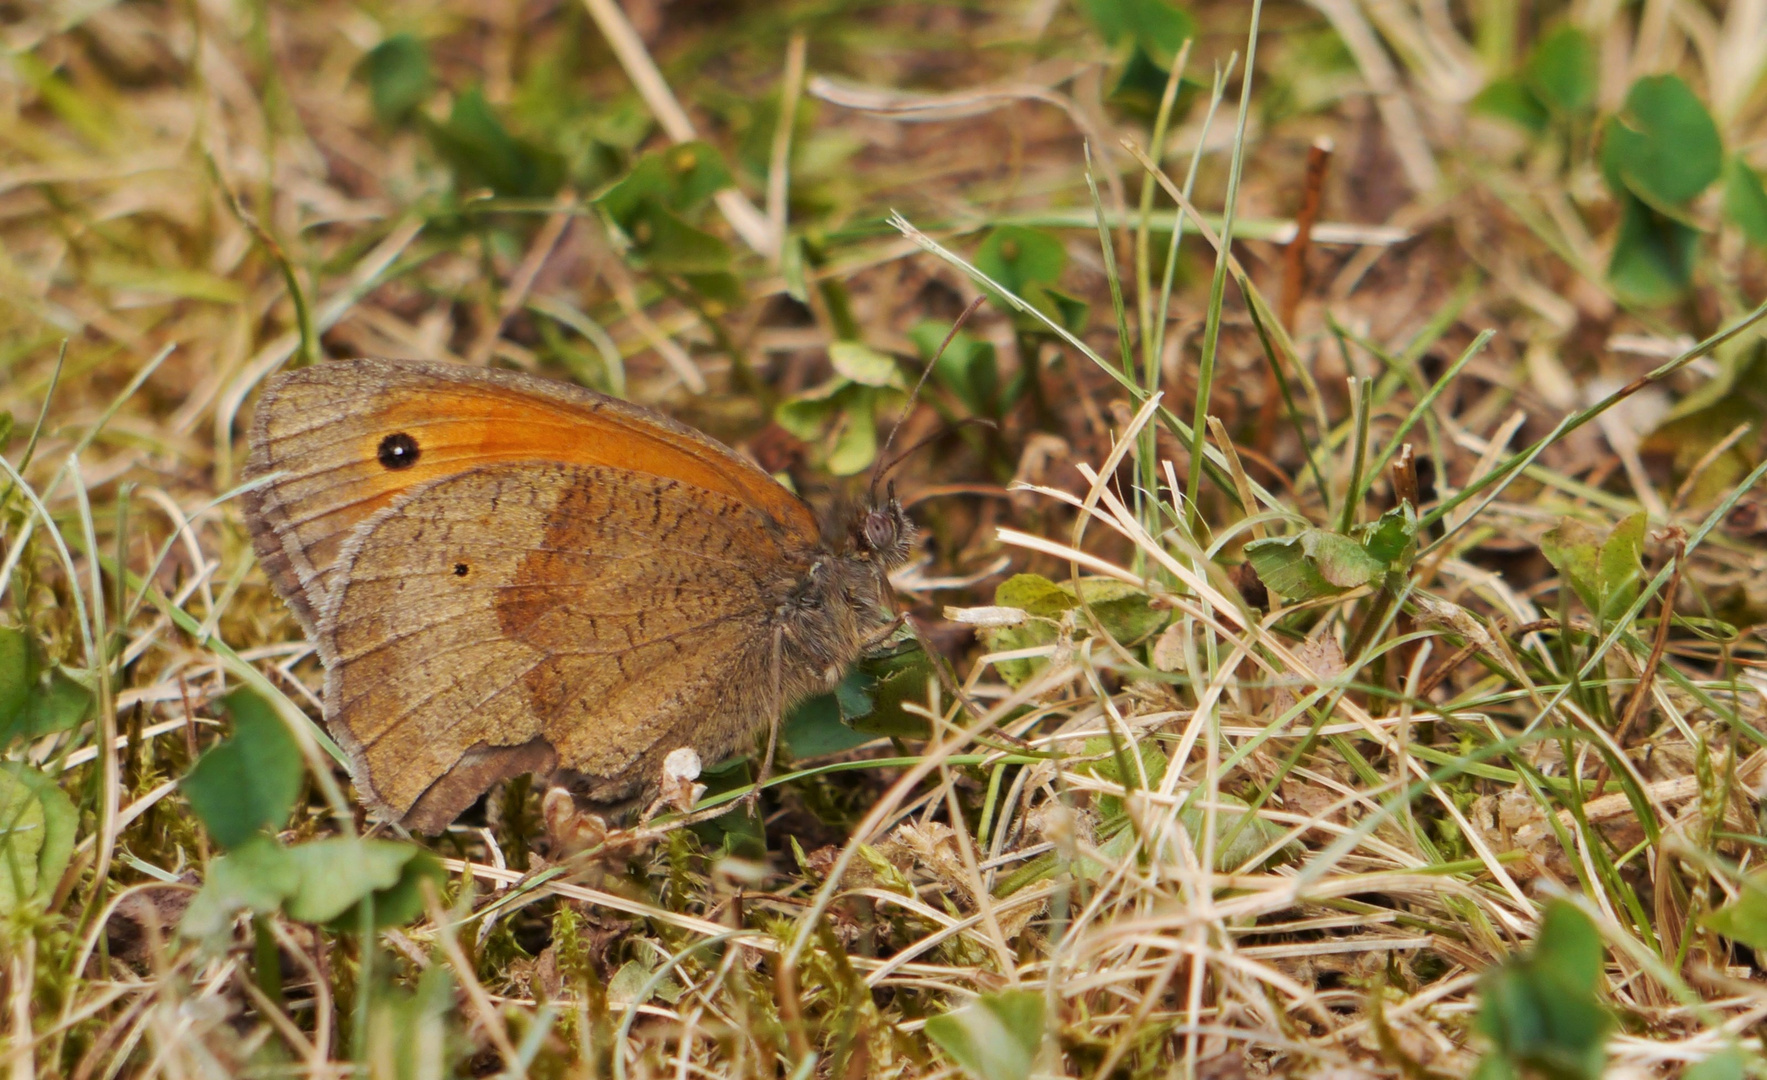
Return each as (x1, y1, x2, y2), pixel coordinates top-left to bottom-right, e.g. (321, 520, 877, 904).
(377, 432, 420, 470)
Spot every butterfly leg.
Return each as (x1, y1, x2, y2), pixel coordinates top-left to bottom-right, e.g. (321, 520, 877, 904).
(745, 626, 786, 810)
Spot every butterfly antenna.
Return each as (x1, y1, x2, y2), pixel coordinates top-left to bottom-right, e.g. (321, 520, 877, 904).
(870, 294, 987, 504)
(872, 416, 998, 498)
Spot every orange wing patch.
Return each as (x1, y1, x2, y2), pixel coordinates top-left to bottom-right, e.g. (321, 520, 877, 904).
(244, 358, 822, 630)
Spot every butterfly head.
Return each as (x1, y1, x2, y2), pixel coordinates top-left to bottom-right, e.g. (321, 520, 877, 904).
(850, 484, 915, 570)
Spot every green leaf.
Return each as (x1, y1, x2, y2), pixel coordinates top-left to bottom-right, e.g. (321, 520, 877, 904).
(619, 202, 732, 275)
(1041, 287, 1091, 336)
(1476, 900, 1613, 1080)
(1356, 504, 1421, 567)
(926, 988, 1045, 1080)
(0, 627, 31, 738)
(1070, 579, 1163, 644)
(180, 835, 303, 945)
(1723, 158, 1767, 248)
(1600, 75, 1722, 208)
(981, 620, 1058, 689)
(364, 965, 459, 1080)
(1307, 530, 1387, 589)
(181, 689, 304, 849)
(1534, 900, 1606, 992)
(975, 226, 1066, 296)
(1176, 791, 1292, 871)
(828, 341, 904, 388)
(911, 322, 1001, 416)
(1685, 1048, 1747, 1080)
(691, 757, 764, 859)
(1107, 45, 1202, 116)
(653, 141, 733, 213)
(782, 680, 876, 758)
(0, 627, 95, 749)
(680, 271, 744, 309)
(1607, 192, 1700, 304)
(282, 837, 443, 928)
(1525, 26, 1596, 116)
(1076, 0, 1197, 65)
(982, 576, 1160, 683)
(1243, 529, 1384, 602)
(826, 393, 879, 476)
(428, 88, 565, 198)
(1078, 735, 1168, 819)
(995, 574, 1076, 619)
(774, 379, 846, 440)
(357, 33, 432, 126)
(0, 763, 76, 913)
(1702, 871, 1767, 951)
(1541, 512, 1646, 624)
(596, 141, 732, 222)
(841, 644, 934, 739)
(1473, 76, 1549, 134)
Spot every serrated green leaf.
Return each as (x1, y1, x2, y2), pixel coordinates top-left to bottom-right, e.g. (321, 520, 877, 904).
(181, 688, 304, 849)
(926, 989, 1044, 1080)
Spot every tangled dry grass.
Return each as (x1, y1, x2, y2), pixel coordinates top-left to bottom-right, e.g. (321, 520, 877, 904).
(3, 0, 1767, 1077)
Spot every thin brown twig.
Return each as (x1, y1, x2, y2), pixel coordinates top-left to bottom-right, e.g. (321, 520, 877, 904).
(1610, 537, 1685, 757)
(1258, 137, 1331, 455)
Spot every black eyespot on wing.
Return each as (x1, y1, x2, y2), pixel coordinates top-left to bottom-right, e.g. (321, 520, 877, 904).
(377, 432, 420, 470)
(453, 563, 469, 577)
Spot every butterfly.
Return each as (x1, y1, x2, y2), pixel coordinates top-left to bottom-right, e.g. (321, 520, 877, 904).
(243, 358, 913, 832)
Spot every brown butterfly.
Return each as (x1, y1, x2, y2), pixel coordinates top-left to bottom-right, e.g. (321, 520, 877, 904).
(243, 358, 913, 832)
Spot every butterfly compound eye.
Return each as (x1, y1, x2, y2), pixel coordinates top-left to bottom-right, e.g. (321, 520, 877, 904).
(377, 432, 420, 470)
(857, 499, 915, 568)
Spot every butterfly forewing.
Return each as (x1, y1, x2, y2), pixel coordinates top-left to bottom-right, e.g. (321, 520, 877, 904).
(243, 358, 821, 636)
